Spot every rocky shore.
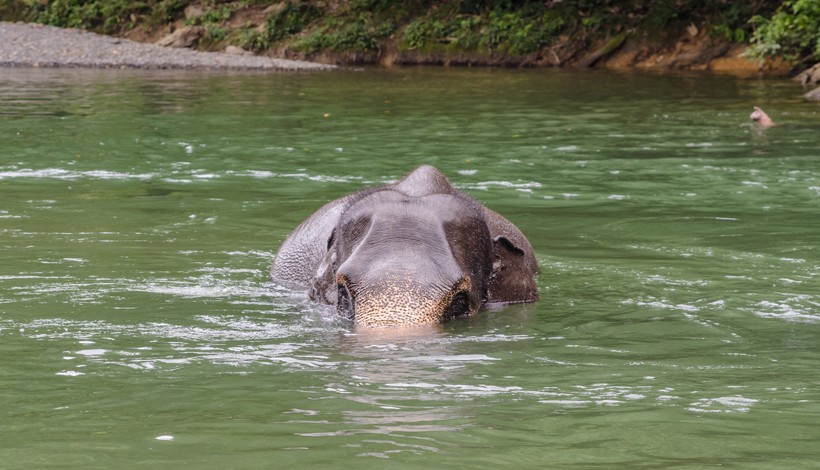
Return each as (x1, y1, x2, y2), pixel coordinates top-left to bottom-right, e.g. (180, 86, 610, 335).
(0, 21, 334, 71)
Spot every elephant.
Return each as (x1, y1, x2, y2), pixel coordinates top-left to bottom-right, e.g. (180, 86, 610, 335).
(271, 165, 538, 327)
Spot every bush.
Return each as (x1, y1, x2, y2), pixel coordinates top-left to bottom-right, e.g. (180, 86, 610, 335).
(265, 2, 320, 44)
(0, 0, 41, 22)
(747, 0, 820, 62)
(35, 0, 186, 33)
(400, 7, 564, 55)
(235, 27, 267, 52)
(186, 5, 233, 26)
(37, 0, 147, 33)
(290, 9, 395, 55)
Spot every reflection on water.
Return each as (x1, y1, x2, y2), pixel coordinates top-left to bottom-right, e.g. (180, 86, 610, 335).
(1, 67, 819, 466)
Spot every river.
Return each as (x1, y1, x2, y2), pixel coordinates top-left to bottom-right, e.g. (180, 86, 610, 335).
(1, 67, 818, 468)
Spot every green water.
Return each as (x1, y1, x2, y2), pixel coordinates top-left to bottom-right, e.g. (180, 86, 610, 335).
(1, 67, 818, 468)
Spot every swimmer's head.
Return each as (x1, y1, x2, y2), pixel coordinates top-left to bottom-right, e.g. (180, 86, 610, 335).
(750, 106, 775, 129)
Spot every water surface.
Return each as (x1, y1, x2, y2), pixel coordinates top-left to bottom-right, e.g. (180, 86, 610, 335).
(1, 67, 819, 468)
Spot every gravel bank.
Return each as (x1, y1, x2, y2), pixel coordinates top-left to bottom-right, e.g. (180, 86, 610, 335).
(0, 22, 335, 71)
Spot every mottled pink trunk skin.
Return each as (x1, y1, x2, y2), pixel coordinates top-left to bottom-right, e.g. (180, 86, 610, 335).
(750, 106, 775, 129)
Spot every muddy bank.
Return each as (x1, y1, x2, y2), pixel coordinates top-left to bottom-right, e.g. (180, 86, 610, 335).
(378, 34, 788, 76)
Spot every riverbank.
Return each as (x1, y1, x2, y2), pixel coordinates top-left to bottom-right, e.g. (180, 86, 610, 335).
(2, 1, 819, 100)
(0, 0, 798, 75)
(0, 20, 785, 77)
(0, 21, 334, 71)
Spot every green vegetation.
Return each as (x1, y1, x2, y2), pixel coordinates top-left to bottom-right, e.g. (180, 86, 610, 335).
(237, 2, 323, 52)
(1, 1, 817, 68)
(32, 0, 185, 34)
(746, 0, 820, 62)
(265, 2, 319, 43)
(0, 0, 39, 22)
(401, 6, 565, 56)
(186, 4, 233, 26)
(291, 14, 394, 55)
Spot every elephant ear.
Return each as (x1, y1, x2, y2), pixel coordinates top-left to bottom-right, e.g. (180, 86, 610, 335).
(482, 207, 539, 304)
(308, 230, 338, 304)
(271, 195, 353, 289)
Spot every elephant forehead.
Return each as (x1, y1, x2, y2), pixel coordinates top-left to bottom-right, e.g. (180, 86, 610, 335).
(340, 197, 472, 261)
(342, 190, 480, 225)
(334, 191, 489, 283)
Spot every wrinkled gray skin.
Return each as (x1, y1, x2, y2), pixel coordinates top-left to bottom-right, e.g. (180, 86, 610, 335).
(271, 165, 538, 327)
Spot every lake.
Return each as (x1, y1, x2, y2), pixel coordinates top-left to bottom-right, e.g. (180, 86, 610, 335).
(1, 66, 818, 468)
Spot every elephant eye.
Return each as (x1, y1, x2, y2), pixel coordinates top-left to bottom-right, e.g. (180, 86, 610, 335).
(444, 292, 471, 320)
(337, 283, 355, 321)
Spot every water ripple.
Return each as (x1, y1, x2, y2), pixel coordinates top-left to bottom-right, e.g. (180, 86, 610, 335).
(0, 166, 366, 185)
(752, 297, 820, 323)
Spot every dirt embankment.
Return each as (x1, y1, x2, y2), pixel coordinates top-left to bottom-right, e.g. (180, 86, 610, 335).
(0, 18, 794, 77)
(110, 3, 787, 77)
(0, 3, 805, 80)
(378, 31, 788, 76)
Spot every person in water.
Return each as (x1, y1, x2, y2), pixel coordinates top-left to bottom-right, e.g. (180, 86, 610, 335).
(750, 106, 775, 129)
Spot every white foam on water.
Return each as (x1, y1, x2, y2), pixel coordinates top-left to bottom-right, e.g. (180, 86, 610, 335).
(466, 180, 543, 191)
(397, 354, 498, 364)
(0, 275, 69, 280)
(130, 279, 264, 299)
(687, 395, 758, 413)
(243, 170, 275, 178)
(754, 299, 820, 323)
(0, 168, 154, 181)
(622, 298, 701, 313)
(55, 370, 85, 377)
(76, 349, 107, 356)
(0, 167, 367, 185)
(275, 172, 363, 184)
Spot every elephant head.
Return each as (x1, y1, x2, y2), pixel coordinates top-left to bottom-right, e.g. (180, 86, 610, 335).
(272, 165, 538, 327)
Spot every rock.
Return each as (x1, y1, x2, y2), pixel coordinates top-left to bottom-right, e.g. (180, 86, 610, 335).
(709, 45, 778, 75)
(577, 33, 626, 68)
(672, 38, 730, 69)
(184, 5, 205, 21)
(804, 86, 820, 101)
(795, 63, 820, 86)
(225, 45, 251, 56)
(686, 23, 699, 38)
(155, 26, 205, 48)
(263, 4, 287, 16)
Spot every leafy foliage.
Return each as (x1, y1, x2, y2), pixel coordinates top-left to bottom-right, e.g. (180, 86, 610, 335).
(185, 5, 233, 26)
(37, 0, 146, 33)
(747, 0, 820, 62)
(0, 0, 42, 22)
(265, 1, 320, 43)
(401, 7, 564, 55)
(292, 15, 394, 54)
(236, 27, 267, 52)
(35, 0, 184, 33)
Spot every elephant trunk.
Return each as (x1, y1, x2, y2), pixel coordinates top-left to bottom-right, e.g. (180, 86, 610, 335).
(338, 275, 474, 327)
